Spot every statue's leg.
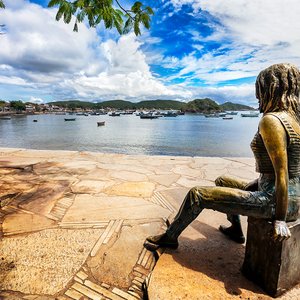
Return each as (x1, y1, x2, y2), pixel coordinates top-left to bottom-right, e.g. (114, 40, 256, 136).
(144, 187, 202, 250)
(215, 175, 249, 242)
(215, 175, 249, 189)
(144, 185, 271, 250)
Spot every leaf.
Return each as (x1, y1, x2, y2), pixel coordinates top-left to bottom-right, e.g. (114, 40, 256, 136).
(145, 6, 154, 15)
(48, 0, 62, 7)
(131, 1, 142, 13)
(56, 6, 65, 21)
(140, 13, 150, 29)
(134, 19, 141, 35)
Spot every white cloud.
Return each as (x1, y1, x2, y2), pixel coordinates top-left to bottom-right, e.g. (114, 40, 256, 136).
(0, 1, 188, 101)
(29, 96, 44, 104)
(161, 0, 300, 97)
(190, 84, 256, 107)
(1, 0, 299, 106)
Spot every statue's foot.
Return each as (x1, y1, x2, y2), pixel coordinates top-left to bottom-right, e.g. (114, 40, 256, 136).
(143, 233, 179, 251)
(219, 225, 245, 244)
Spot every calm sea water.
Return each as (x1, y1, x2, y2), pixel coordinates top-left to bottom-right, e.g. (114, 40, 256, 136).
(0, 113, 260, 157)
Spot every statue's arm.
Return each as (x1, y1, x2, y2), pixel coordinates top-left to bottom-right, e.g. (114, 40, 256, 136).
(259, 115, 291, 240)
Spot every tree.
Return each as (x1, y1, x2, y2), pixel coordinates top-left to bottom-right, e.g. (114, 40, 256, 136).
(10, 100, 26, 112)
(48, 0, 153, 35)
(1, 0, 153, 35)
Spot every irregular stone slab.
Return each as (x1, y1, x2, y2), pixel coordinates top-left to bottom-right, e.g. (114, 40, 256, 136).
(172, 165, 204, 178)
(3, 212, 56, 235)
(97, 163, 153, 175)
(148, 174, 180, 187)
(0, 228, 103, 295)
(71, 180, 112, 194)
(104, 182, 155, 198)
(158, 187, 190, 211)
(228, 166, 257, 181)
(60, 161, 97, 174)
(33, 161, 64, 176)
(88, 222, 161, 288)
(78, 168, 109, 181)
(20, 181, 70, 216)
(63, 194, 170, 222)
(109, 170, 148, 182)
(176, 176, 215, 188)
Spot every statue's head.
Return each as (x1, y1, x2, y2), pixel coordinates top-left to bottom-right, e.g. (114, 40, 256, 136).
(256, 63, 300, 114)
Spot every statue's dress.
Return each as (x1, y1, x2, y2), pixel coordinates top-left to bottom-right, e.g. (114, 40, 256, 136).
(165, 112, 300, 239)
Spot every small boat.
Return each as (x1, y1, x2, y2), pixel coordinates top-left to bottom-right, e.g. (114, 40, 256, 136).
(241, 112, 260, 117)
(226, 111, 238, 115)
(64, 118, 76, 121)
(109, 112, 121, 117)
(97, 121, 105, 126)
(33, 119, 38, 122)
(0, 117, 11, 120)
(223, 117, 233, 120)
(140, 113, 159, 119)
(205, 114, 219, 118)
(163, 111, 178, 117)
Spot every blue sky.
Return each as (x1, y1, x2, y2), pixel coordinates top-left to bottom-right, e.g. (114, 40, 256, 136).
(0, 0, 300, 106)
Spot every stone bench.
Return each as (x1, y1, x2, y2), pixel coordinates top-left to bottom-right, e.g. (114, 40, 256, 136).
(242, 217, 300, 297)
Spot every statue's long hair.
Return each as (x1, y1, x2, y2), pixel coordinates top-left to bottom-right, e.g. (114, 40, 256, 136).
(256, 63, 300, 121)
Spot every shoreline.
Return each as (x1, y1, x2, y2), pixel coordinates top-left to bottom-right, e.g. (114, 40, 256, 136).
(0, 146, 254, 160)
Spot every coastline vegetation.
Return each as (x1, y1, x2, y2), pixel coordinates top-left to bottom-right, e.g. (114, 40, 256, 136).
(0, 98, 255, 115)
(48, 98, 254, 113)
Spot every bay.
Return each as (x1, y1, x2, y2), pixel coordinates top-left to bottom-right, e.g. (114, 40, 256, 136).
(0, 113, 260, 157)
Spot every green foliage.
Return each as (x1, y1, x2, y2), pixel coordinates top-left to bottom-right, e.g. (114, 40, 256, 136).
(10, 100, 26, 111)
(47, 0, 154, 35)
(219, 101, 254, 111)
(184, 98, 221, 113)
(50, 100, 96, 109)
(0, 0, 5, 9)
(95, 99, 134, 109)
(137, 100, 184, 110)
(49, 99, 255, 112)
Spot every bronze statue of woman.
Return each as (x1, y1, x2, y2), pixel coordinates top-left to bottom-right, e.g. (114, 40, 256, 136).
(145, 63, 300, 250)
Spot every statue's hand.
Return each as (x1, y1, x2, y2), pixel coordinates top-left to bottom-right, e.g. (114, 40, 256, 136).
(273, 220, 291, 241)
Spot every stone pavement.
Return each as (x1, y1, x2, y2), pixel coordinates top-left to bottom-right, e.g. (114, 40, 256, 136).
(0, 148, 299, 300)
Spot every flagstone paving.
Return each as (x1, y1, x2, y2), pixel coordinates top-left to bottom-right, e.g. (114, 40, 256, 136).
(0, 148, 299, 300)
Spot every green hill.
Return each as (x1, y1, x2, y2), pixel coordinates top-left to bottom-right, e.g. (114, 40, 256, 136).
(136, 100, 185, 110)
(49, 99, 255, 112)
(184, 98, 221, 113)
(95, 100, 134, 109)
(220, 102, 254, 111)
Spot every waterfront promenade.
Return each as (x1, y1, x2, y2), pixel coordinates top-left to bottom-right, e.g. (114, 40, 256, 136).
(0, 148, 299, 300)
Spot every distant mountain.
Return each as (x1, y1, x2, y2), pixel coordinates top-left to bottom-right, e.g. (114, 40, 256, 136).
(136, 100, 185, 110)
(95, 100, 134, 109)
(49, 99, 255, 112)
(49, 100, 95, 109)
(220, 102, 255, 111)
(183, 98, 221, 113)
